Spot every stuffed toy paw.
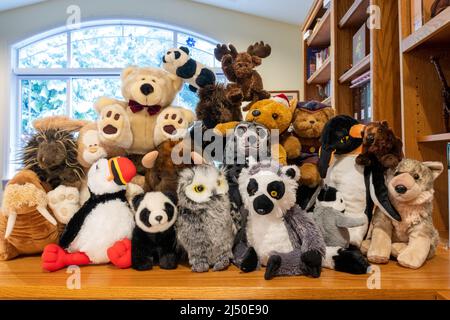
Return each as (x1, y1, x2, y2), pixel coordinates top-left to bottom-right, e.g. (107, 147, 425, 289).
(107, 238, 132, 269)
(42, 244, 90, 272)
(47, 185, 80, 224)
(153, 106, 195, 147)
(301, 250, 323, 278)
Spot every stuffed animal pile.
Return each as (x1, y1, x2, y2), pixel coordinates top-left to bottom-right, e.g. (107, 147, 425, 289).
(0, 40, 443, 280)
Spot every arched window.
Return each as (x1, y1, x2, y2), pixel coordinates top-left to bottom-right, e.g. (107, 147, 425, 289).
(13, 20, 223, 140)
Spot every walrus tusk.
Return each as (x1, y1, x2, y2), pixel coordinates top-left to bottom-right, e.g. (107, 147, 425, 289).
(37, 206, 57, 226)
(5, 212, 17, 239)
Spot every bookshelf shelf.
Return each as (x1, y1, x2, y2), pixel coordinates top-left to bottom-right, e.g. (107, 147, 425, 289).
(402, 7, 450, 53)
(339, 54, 371, 83)
(339, 0, 370, 28)
(417, 133, 450, 143)
(307, 57, 331, 84)
(307, 8, 331, 47)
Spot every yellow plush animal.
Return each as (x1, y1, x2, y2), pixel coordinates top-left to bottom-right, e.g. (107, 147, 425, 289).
(215, 94, 300, 165)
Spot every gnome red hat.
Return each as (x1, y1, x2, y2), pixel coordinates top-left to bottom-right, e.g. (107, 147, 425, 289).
(272, 94, 290, 108)
(108, 157, 136, 185)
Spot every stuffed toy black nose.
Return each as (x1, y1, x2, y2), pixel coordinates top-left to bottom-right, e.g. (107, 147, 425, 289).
(248, 135, 257, 145)
(366, 134, 375, 144)
(252, 110, 261, 117)
(395, 185, 407, 194)
(309, 120, 316, 124)
(140, 83, 154, 95)
(253, 195, 274, 215)
(155, 215, 163, 222)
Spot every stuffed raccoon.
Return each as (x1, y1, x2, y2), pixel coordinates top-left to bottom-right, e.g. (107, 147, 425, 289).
(162, 46, 216, 92)
(130, 191, 179, 271)
(176, 164, 234, 272)
(236, 159, 326, 280)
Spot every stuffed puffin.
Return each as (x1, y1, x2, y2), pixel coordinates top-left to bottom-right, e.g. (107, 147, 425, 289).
(318, 115, 401, 247)
(41, 157, 136, 272)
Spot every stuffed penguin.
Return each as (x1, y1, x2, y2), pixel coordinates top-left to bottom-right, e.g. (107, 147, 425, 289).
(41, 157, 136, 272)
(162, 46, 216, 92)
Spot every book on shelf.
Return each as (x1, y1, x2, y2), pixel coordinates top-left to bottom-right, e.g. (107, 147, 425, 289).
(352, 80, 371, 123)
(315, 47, 330, 70)
(307, 47, 320, 78)
(350, 71, 371, 88)
(353, 23, 370, 66)
(303, 30, 312, 41)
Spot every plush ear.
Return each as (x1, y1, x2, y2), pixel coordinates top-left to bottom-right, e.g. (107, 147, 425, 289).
(282, 165, 300, 181)
(191, 151, 206, 165)
(132, 193, 145, 211)
(121, 66, 137, 81)
(381, 120, 389, 127)
(181, 108, 196, 125)
(142, 151, 159, 169)
(179, 46, 190, 55)
(350, 124, 365, 139)
(163, 191, 178, 206)
(423, 161, 444, 180)
(251, 55, 262, 66)
(323, 107, 335, 120)
(167, 73, 184, 91)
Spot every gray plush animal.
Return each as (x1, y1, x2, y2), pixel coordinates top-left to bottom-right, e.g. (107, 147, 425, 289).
(235, 159, 326, 280)
(176, 164, 234, 272)
(311, 186, 366, 248)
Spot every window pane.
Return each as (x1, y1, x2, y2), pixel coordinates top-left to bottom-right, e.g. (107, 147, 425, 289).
(71, 77, 122, 120)
(177, 33, 216, 67)
(71, 25, 174, 68)
(175, 83, 199, 111)
(20, 79, 67, 137)
(18, 33, 68, 68)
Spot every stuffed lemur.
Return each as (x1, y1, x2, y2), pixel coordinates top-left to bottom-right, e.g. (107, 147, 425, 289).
(176, 164, 234, 273)
(318, 115, 401, 247)
(310, 186, 370, 274)
(162, 46, 216, 93)
(221, 121, 272, 232)
(235, 159, 326, 280)
(130, 191, 179, 271)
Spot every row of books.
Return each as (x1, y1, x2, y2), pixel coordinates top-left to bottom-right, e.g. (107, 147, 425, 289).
(306, 47, 330, 79)
(352, 79, 371, 123)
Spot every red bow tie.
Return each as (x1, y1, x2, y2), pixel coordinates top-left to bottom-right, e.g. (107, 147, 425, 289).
(128, 100, 162, 115)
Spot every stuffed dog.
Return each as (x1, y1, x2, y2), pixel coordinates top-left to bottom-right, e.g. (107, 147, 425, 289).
(362, 159, 443, 269)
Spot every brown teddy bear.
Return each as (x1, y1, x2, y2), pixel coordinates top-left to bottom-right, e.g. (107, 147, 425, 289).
(285, 101, 335, 188)
(214, 41, 271, 104)
(195, 83, 243, 130)
(356, 121, 404, 169)
(215, 94, 299, 165)
(95, 66, 183, 155)
(0, 170, 59, 260)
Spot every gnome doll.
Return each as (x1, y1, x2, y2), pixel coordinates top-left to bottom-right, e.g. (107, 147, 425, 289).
(41, 157, 136, 271)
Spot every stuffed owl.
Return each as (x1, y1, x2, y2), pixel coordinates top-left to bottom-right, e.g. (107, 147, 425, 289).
(176, 164, 234, 272)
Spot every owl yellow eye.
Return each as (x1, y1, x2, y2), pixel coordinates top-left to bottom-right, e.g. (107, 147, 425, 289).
(270, 190, 278, 197)
(193, 185, 205, 193)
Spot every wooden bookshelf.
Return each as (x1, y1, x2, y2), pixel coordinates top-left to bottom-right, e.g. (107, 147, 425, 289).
(307, 8, 332, 47)
(307, 57, 331, 84)
(339, 0, 370, 28)
(339, 54, 370, 83)
(399, 0, 450, 240)
(402, 6, 450, 52)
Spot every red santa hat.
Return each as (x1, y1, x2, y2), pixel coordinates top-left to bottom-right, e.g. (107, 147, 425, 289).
(272, 94, 290, 108)
(108, 157, 136, 185)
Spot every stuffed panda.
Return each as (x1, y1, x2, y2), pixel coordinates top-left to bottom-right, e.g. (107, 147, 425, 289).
(130, 191, 179, 271)
(162, 46, 216, 92)
(235, 159, 326, 280)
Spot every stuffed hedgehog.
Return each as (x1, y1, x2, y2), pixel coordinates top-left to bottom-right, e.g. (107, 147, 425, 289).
(129, 191, 179, 271)
(235, 159, 326, 280)
(163, 46, 216, 92)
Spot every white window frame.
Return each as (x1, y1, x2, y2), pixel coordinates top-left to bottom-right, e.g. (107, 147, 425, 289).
(8, 19, 223, 179)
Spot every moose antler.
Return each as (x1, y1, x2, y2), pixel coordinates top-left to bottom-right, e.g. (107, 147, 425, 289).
(247, 41, 271, 58)
(214, 43, 238, 62)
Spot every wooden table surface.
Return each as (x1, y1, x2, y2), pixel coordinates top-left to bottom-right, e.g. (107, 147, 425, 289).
(0, 246, 449, 300)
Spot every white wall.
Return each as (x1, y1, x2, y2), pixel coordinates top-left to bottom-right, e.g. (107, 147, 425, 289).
(0, 0, 303, 179)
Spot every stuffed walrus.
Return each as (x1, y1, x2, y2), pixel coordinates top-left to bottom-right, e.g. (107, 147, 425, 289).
(0, 170, 59, 260)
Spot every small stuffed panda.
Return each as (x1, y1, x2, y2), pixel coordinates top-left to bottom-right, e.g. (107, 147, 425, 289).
(162, 46, 216, 92)
(130, 191, 179, 271)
